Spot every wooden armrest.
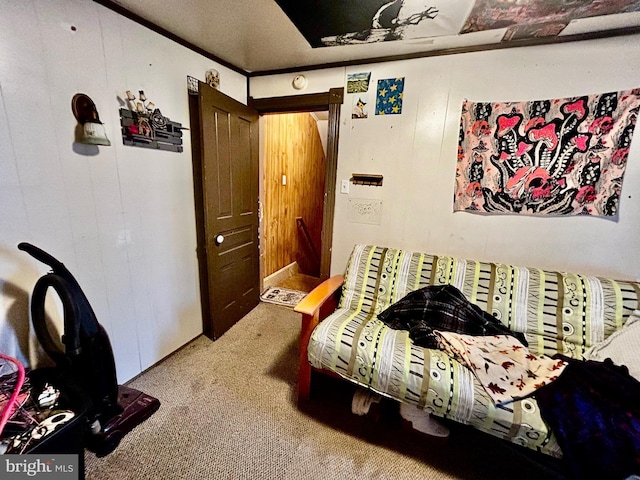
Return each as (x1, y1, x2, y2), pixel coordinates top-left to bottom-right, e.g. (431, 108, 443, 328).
(294, 274, 345, 317)
(296, 274, 344, 402)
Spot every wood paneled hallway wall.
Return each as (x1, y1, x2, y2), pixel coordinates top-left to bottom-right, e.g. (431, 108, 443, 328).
(263, 113, 326, 280)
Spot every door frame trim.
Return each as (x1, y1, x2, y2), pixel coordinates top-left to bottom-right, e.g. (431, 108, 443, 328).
(188, 91, 211, 337)
(249, 88, 343, 280)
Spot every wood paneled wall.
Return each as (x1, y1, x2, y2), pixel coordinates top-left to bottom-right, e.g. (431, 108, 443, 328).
(264, 113, 326, 277)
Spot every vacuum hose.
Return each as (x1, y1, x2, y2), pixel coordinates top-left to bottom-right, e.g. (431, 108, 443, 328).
(18, 242, 121, 424)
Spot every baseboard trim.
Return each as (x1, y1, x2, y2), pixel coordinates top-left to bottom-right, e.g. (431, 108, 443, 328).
(263, 262, 299, 290)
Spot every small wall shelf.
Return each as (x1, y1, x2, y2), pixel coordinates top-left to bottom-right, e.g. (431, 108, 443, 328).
(119, 108, 184, 152)
(351, 174, 383, 187)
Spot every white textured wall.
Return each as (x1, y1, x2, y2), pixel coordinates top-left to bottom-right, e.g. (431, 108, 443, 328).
(251, 68, 344, 98)
(0, 0, 247, 382)
(250, 34, 640, 282)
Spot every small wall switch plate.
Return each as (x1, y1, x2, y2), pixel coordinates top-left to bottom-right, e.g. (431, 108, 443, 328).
(341, 179, 350, 194)
(282, 174, 287, 186)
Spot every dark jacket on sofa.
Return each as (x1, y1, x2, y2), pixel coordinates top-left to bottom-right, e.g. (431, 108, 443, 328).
(377, 284, 528, 348)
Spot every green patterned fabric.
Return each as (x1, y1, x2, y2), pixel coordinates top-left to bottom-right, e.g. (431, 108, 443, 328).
(308, 245, 640, 457)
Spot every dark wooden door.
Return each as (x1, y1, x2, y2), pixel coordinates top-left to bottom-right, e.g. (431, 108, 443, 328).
(197, 83, 260, 339)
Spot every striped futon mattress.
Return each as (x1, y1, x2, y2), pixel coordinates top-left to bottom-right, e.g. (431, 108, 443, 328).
(307, 245, 640, 457)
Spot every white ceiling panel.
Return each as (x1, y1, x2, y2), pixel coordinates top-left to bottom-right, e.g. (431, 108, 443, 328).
(105, 0, 640, 73)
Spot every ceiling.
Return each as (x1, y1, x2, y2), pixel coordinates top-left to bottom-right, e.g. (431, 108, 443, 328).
(103, 0, 640, 74)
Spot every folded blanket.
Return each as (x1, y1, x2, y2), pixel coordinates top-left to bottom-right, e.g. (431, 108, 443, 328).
(434, 331, 567, 405)
(377, 284, 528, 348)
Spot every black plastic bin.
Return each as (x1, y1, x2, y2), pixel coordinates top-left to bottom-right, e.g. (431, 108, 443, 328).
(25, 368, 91, 480)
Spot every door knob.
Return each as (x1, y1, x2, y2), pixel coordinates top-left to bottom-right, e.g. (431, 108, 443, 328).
(215, 234, 224, 245)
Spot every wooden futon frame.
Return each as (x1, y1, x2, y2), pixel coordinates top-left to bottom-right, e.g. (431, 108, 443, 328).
(293, 274, 344, 402)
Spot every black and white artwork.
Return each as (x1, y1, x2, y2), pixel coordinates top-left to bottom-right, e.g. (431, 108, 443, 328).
(275, 0, 475, 47)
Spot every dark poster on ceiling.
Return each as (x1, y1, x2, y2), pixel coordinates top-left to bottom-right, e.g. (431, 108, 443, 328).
(462, 0, 640, 34)
(274, 0, 473, 47)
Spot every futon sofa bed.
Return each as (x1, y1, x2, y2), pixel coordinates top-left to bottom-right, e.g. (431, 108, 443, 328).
(295, 244, 640, 476)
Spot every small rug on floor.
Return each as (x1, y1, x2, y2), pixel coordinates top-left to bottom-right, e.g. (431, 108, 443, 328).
(260, 286, 307, 307)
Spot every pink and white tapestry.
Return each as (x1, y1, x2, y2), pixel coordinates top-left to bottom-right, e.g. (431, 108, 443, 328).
(454, 89, 640, 216)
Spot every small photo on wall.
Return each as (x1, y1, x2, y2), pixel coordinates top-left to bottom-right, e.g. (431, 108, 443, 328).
(347, 72, 372, 94)
(352, 94, 369, 119)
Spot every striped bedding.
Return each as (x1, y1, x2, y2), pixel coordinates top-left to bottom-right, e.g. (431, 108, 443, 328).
(308, 245, 640, 457)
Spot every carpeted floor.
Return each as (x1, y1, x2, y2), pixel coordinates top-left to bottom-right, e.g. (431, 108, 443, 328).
(84, 303, 567, 480)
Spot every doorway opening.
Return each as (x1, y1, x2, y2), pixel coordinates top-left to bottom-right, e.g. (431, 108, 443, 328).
(261, 111, 327, 295)
(250, 88, 344, 296)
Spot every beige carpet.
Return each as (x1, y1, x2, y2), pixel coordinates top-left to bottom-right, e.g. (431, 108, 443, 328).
(85, 303, 566, 480)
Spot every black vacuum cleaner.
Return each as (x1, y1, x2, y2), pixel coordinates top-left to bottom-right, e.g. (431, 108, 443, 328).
(18, 242, 160, 457)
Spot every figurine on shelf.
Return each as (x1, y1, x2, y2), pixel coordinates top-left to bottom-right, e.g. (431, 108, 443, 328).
(125, 90, 156, 115)
(206, 69, 220, 89)
(125, 90, 136, 111)
(137, 116, 153, 139)
(150, 108, 166, 131)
